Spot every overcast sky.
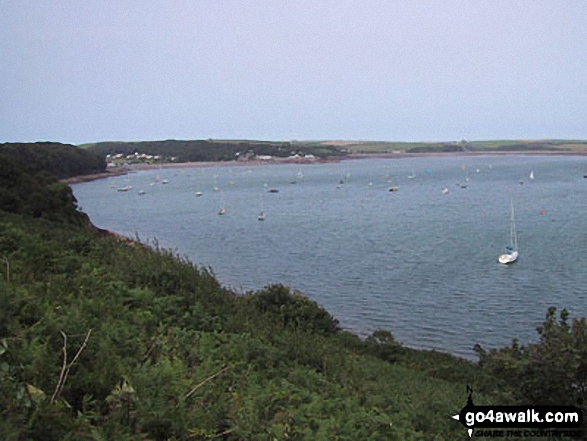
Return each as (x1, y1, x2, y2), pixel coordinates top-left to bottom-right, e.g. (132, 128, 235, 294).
(1, 1, 586, 145)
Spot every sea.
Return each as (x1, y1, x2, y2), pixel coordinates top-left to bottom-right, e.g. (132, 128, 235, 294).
(71, 155, 587, 359)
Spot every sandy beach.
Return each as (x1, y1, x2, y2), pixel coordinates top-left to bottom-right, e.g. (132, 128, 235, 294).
(61, 150, 587, 184)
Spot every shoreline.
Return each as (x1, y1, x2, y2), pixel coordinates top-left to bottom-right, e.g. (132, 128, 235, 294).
(62, 150, 587, 184)
(61, 156, 344, 183)
(67, 149, 583, 361)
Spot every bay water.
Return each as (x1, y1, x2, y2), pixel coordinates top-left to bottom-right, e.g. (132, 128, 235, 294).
(72, 155, 587, 359)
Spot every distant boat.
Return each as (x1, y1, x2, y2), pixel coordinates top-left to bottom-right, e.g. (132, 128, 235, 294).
(117, 185, 132, 192)
(195, 191, 203, 197)
(442, 187, 450, 195)
(388, 186, 399, 192)
(529, 170, 535, 180)
(498, 201, 519, 265)
(268, 188, 279, 193)
(161, 179, 169, 184)
(408, 170, 416, 179)
(138, 189, 146, 195)
(258, 212, 267, 221)
(218, 207, 226, 215)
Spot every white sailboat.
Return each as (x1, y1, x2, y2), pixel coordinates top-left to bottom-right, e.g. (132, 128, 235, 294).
(498, 201, 519, 264)
(258, 194, 267, 221)
(529, 170, 534, 180)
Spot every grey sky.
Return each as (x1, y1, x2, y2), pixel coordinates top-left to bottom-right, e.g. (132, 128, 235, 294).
(1, 0, 586, 144)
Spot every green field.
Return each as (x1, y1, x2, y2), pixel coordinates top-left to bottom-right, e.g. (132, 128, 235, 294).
(318, 139, 587, 154)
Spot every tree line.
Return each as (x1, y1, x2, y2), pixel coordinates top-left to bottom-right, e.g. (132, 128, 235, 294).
(84, 139, 346, 162)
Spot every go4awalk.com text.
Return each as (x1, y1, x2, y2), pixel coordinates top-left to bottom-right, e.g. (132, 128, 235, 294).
(451, 387, 584, 438)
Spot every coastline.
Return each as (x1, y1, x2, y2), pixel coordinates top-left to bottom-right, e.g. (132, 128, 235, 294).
(62, 150, 587, 184)
(61, 156, 344, 183)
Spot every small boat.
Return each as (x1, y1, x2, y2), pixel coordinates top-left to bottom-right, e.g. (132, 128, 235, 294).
(442, 187, 450, 195)
(218, 207, 226, 215)
(161, 179, 169, 184)
(258, 212, 267, 221)
(268, 188, 279, 193)
(498, 201, 519, 264)
(138, 189, 146, 195)
(195, 191, 203, 197)
(388, 186, 399, 192)
(529, 170, 534, 180)
(408, 170, 416, 179)
(117, 185, 132, 192)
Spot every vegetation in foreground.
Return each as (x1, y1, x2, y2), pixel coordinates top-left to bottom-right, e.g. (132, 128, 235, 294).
(0, 143, 585, 440)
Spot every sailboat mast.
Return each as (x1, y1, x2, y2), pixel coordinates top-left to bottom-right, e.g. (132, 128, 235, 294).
(510, 201, 517, 250)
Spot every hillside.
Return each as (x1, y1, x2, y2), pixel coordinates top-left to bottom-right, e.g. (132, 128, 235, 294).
(82, 140, 345, 164)
(0, 142, 106, 179)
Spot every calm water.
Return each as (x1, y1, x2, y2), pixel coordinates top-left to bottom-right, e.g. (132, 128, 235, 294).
(72, 155, 587, 359)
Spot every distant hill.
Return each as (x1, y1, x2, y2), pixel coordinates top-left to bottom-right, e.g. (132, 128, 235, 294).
(318, 139, 587, 154)
(81, 139, 346, 163)
(0, 142, 106, 179)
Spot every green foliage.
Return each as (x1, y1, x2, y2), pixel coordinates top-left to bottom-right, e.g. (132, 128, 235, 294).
(0, 151, 89, 224)
(476, 307, 587, 409)
(0, 142, 105, 179)
(244, 285, 340, 335)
